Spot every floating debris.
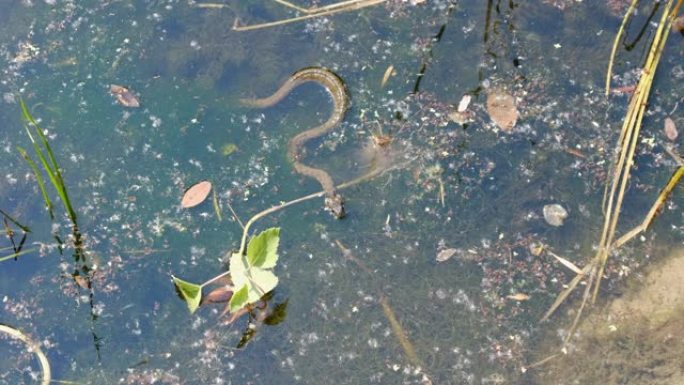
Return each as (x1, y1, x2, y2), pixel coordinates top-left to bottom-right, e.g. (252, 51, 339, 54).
(529, 242, 545, 257)
(506, 293, 530, 301)
(457, 94, 472, 112)
(486, 90, 517, 133)
(381, 65, 395, 88)
(110, 84, 140, 108)
(181, 181, 212, 208)
(543, 203, 568, 227)
(435, 248, 459, 262)
(664, 117, 678, 141)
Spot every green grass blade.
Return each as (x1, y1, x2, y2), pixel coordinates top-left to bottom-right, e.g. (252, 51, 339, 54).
(0, 248, 36, 263)
(17, 147, 54, 219)
(19, 100, 77, 223)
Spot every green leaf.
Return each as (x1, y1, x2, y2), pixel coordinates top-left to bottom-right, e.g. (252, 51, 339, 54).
(229, 252, 247, 287)
(247, 269, 278, 301)
(171, 275, 202, 314)
(229, 284, 249, 313)
(246, 227, 279, 268)
(227, 228, 282, 314)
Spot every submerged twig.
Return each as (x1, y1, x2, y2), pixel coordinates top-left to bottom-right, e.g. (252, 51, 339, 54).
(334, 240, 426, 372)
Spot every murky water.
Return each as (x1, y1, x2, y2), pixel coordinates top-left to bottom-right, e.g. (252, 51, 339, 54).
(1, 1, 682, 384)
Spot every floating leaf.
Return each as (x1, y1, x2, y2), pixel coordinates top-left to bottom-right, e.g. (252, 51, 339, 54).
(229, 252, 278, 305)
(172, 275, 202, 314)
(246, 269, 278, 301)
(181, 180, 212, 208)
(229, 284, 249, 313)
(246, 227, 280, 268)
(486, 90, 518, 133)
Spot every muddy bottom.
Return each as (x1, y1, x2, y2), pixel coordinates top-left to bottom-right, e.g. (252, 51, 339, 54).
(532, 248, 684, 385)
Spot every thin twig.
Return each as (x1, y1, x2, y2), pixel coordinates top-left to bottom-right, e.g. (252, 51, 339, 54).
(225, 199, 245, 230)
(335, 240, 425, 370)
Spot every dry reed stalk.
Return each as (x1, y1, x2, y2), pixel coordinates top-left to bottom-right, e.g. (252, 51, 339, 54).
(605, 0, 640, 96)
(232, 0, 387, 31)
(543, 0, 683, 328)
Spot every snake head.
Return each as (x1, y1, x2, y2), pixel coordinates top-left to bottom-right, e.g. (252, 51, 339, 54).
(324, 192, 345, 219)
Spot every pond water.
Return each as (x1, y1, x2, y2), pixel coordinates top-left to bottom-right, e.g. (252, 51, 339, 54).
(1, 1, 682, 384)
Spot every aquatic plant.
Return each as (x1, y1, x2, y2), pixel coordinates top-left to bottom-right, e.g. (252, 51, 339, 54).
(17, 99, 77, 225)
(173, 227, 281, 315)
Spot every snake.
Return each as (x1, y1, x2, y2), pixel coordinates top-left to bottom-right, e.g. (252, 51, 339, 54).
(240, 67, 349, 218)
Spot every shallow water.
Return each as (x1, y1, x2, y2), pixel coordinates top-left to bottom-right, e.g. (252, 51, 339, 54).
(1, 1, 683, 384)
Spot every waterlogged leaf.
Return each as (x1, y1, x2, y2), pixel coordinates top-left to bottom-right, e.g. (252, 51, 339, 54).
(172, 275, 202, 314)
(263, 299, 289, 326)
(486, 89, 518, 133)
(201, 285, 233, 305)
(246, 227, 280, 268)
(229, 284, 249, 313)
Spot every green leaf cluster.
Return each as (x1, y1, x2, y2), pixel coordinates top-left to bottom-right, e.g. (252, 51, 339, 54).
(171, 227, 281, 315)
(228, 227, 280, 313)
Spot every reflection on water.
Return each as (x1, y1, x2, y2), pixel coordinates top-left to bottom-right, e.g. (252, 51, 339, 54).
(1, 1, 683, 384)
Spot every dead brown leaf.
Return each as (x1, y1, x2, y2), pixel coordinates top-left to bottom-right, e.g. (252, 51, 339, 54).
(181, 181, 212, 208)
(486, 90, 518, 133)
(664, 117, 678, 141)
(110, 84, 140, 108)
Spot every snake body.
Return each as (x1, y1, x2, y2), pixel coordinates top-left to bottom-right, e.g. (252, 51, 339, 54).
(240, 67, 349, 218)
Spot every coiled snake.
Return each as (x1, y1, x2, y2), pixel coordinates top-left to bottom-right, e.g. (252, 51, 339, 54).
(240, 67, 349, 218)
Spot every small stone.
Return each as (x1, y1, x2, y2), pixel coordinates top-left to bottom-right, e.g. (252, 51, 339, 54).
(543, 203, 568, 227)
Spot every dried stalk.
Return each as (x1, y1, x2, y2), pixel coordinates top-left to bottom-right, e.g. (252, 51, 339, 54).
(605, 0, 640, 96)
(543, 0, 683, 327)
(231, 0, 386, 31)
